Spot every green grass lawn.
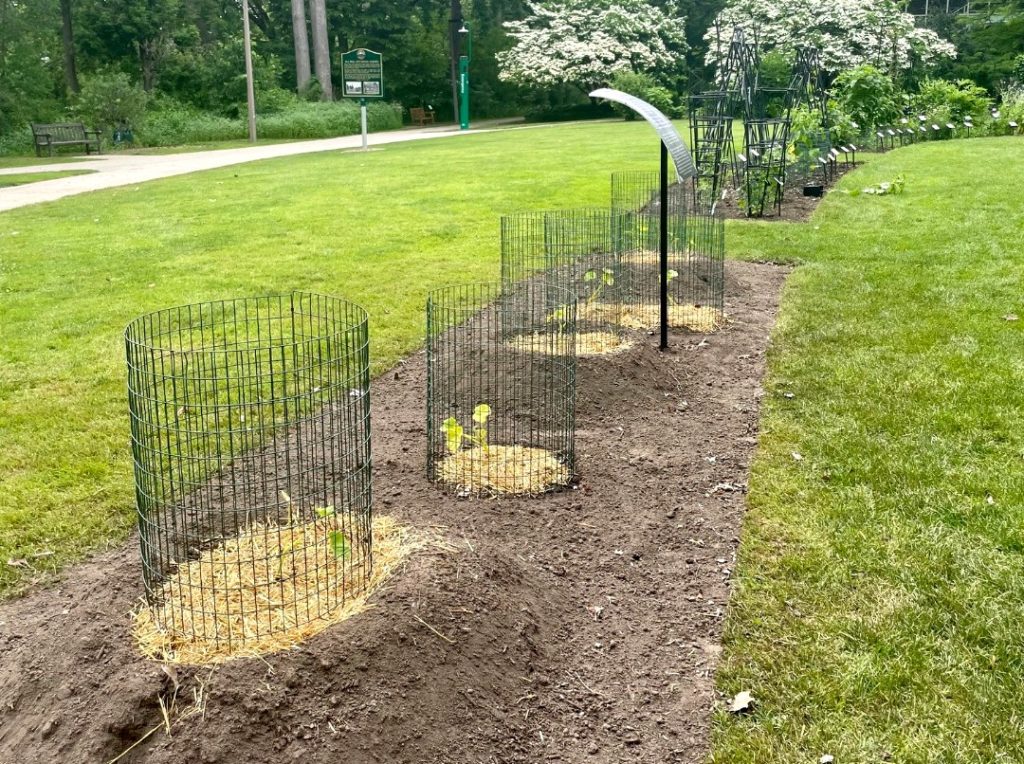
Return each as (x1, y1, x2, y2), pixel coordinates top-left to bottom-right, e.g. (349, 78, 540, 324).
(2, 120, 1023, 761)
(0, 120, 661, 592)
(0, 155, 91, 169)
(713, 136, 1024, 762)
(0, 170, 95, 188)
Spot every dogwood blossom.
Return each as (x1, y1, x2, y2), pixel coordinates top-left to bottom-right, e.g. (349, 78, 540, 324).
(497, 0, 688, 89)
(705, 0, 956, 74)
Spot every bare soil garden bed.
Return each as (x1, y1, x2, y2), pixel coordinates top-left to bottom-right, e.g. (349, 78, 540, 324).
(0, 260, 787, 764)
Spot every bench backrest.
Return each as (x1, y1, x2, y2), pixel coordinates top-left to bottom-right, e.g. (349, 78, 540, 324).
(410, 108, 427, 119)
(32, 123, 88, 141)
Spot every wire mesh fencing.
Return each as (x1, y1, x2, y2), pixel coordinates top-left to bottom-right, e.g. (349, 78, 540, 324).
(125, 292, 372, 656)
(610, 171, 725, 331)
(501, 209, 632, 356)
(426, 281, 577, 496)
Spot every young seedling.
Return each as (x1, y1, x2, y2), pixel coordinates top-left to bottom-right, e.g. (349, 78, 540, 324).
(582, 268, 615, 308)
(314, 504, 350, 560)
(546, 304, 571, 335)
(442, 403, 492, 457)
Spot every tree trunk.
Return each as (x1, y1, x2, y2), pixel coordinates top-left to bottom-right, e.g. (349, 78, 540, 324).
(449, 0, 463, 124)
(308, 0, 332, 100)
(290, 0, 311, 91)
(60, 0, 80, 94)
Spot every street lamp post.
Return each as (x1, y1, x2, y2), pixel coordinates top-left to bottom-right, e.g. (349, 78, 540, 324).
(458, 24, 472, 130)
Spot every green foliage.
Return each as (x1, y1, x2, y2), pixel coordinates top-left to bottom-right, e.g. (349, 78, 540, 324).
(757, 50, 793, 89)
(134, 99, 402, 147)
(443, 404, 492, 456)
(998, 84, 1024, 127)
(328, 530, 350, 559)
(913, 78, 992, 120)
(524, 100, 615, 123)
(158, 39, 282, 117)
(582, 267, 615, 306)
(443, 417, 465, 455)
(72, 72, 149, 132)
(850, 174, 906, 196)
(0, 0, 64, 136)
(608, 70, 678, 118)
(833, 65, 901, 129)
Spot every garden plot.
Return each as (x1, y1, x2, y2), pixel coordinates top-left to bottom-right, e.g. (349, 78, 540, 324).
(0, 260, 785, 764)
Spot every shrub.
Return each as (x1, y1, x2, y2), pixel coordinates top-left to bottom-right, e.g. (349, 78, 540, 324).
(73, 72, 149, 135)
(998, 84, 1024, 127)
(134, 99, 403, 147)
(524, 101, 615, 123)
(913, 78, 991, 120)
(833, 65, 900, 129)
(608, 70, 677, 119)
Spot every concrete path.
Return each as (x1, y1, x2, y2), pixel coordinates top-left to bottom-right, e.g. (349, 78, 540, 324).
(0, 122, 501, 213)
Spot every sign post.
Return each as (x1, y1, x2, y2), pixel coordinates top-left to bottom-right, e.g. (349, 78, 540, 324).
(341, 48, 384, 150)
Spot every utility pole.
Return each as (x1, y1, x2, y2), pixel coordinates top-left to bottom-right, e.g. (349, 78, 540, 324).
(242, 0, 257, 142)
(449, 0, 463, 124)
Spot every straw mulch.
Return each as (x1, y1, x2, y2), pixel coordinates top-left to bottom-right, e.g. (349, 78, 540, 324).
(619, 303, 722, 333)
(440, 445, 570, 495)
(507, 331, 634, 357)
(133, 515, 416, 665)
(585, 302, 721, 333)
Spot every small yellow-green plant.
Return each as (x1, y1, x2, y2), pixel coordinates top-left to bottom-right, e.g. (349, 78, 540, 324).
(583, 267, 615, 307)
(443, 403, 492, 456)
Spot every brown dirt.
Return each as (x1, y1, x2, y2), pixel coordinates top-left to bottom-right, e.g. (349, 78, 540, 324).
(0, 259, 788, 764)
(717, 161, 860, 222)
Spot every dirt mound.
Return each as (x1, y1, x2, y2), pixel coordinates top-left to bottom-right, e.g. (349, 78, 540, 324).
(0, 260, 788, 764)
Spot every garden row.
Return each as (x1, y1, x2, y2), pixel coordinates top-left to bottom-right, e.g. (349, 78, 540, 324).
(125, 172, 725, 662)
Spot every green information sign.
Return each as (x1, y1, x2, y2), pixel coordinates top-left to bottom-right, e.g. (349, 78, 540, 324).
(341, 48, 384, 99)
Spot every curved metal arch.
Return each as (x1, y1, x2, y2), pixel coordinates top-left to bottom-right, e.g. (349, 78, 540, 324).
(589, 88, 696, 181)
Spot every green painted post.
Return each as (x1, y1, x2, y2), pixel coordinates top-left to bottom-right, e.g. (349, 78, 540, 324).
(458, 24, 471, 131)
(458, 56, 469, 130)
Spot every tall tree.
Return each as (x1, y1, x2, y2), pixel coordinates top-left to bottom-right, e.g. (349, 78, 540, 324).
(308, 0, 332, 98)
(497, 0, 688, 90)
(60, 0, 80, 93)
(290, 0, 311, 90)
(705, 0, 957, 75)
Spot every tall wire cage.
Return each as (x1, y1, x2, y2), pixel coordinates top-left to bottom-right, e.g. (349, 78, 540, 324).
(125, 292, 372, 656)
(610, 170, 725, 332)
(501, 209, 632, 356)
(426, 282, 577, 496)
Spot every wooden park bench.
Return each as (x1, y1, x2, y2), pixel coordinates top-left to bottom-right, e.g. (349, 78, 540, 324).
(409, 107, 436, 126)
(30, 122, 103, 157)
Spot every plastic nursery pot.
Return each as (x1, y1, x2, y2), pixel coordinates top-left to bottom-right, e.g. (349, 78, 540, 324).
(802, 184, 824, 198)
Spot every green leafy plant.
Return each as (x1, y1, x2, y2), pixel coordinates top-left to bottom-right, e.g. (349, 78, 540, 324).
(583, 267, 615, 307)
(314, 505, 351, 560)
(913, 78, 991, 121)
(73, 72, 149, 135)
(546, 304, 572, 334)
(833, 65, 900, 130)
(608, 70, 677, 119)
(443, 403, 492, 456)
(849, 174, 906, 197)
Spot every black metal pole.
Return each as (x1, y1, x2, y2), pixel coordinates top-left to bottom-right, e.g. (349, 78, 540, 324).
(660, 141, 669, 351)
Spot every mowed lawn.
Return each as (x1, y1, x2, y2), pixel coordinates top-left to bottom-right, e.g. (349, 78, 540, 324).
(0, 121, 659, 592)
(713, 137, 1024, 762)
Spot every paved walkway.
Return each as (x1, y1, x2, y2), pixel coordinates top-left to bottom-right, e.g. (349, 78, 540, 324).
(0, 122, 503, 213)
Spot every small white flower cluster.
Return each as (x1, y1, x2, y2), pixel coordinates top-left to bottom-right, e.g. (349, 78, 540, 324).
(497, 0, 688, 89)
(704, 0, 956, 75)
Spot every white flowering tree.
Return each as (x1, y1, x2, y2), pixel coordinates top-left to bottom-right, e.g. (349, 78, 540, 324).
(497, 0, 688, 90)
(705, 0, 956, 75)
